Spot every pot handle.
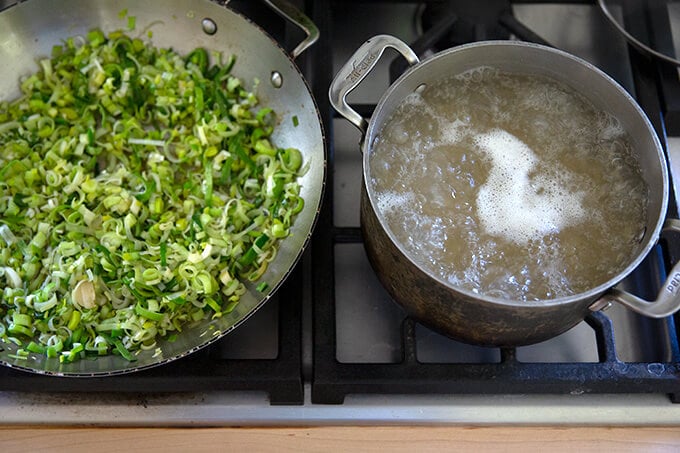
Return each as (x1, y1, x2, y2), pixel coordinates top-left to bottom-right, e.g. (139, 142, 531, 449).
(262, 0, 319, 59)
(590, 219, 680, 318)
(328, 34, 419, 135)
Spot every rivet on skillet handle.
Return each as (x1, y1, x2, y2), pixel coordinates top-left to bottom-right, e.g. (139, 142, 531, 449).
(262, 0, 319, 60)
(590, 218, 680, 318)
(329, 34, 419, 138)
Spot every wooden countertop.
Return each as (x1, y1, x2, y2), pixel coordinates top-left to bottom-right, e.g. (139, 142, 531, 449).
(2, 427, 680, 452)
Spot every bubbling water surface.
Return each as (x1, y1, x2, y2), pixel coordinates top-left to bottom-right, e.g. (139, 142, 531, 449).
(369, 68, 648, 301)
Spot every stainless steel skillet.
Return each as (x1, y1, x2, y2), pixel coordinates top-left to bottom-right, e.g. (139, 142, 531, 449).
(0, 0, 325, 375)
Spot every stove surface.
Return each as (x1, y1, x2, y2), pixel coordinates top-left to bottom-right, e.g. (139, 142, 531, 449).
(1, 0, 680, 426)
(1, 389, 679, 426)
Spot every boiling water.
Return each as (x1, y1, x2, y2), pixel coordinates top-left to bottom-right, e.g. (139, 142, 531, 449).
(369, 68, 648, 301)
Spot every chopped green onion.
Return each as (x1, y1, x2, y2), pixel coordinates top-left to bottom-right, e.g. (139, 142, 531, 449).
(205, 297, 221, 313)
(111, 337, 136, 362)
(135, 302, 164, 322)
(0, 225, 16, 246)
(238, 234, 269, 268)
(160, 242, 167, 267)
(0, 28, 306, 363)
(256, 282, 269, 292)
(67, 310, 81, 331)
(281, 148, 303, 172)
(26, 341, 45, 354)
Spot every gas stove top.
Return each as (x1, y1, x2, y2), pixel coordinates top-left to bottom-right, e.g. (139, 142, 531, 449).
(1, 0, 680, 426)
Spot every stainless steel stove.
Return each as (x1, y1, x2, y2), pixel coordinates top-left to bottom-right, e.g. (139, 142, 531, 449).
(1, 0, 680, 426)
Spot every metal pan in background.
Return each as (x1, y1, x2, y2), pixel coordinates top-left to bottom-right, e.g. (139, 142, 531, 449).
(598, 0, 680, 67)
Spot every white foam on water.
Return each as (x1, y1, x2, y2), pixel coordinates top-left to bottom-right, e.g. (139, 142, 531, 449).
(474, 129, 586, 244)
(375, 190, 414, 214)
(440, 118, 468, 144)
(369, 69, 648, 300)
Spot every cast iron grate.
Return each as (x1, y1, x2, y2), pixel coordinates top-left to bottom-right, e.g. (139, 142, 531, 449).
(0, 0, 306, 405)
(311, 0, 680, 404)
(0, 265, 305, 405)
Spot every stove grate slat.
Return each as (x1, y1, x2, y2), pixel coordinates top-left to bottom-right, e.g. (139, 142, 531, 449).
(311, 0, 680, 405)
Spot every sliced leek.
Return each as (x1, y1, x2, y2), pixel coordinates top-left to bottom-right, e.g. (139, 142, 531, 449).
(0, 28, 304, 362)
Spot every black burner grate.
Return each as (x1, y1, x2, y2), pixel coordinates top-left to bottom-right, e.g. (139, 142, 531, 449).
(2, 0, 680, 408)
(0, 264, 305, 404)
(311, 0, 680, 405)
(0, 0, 306, 405)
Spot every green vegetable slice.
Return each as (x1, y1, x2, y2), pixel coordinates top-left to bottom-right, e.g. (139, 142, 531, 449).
(0, 27, 306, 362)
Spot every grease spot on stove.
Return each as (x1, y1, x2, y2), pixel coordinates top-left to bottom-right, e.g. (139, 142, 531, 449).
(613, 362, 629, 374)
(647, 363, 665, 376)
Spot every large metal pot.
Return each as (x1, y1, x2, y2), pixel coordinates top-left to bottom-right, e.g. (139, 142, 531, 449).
(0, 0, 325, 374)
(329, 35, 680, 347)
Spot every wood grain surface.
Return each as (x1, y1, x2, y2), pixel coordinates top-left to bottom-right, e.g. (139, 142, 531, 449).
(2, 427, 680, 452)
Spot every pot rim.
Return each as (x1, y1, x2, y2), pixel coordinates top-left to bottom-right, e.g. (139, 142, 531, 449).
(362, 40, 669, 308)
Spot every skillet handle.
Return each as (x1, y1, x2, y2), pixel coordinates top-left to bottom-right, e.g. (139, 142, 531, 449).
(590, 218, 680, 318)
(262, 0, 319, 59)
(328, 34, 419, 135)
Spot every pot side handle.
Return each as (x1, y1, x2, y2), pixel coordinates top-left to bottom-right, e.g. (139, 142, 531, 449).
(328, 34, 419, 135)
(262, 0, 319, 59)
(590, 219, 680, 318)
